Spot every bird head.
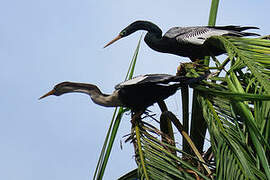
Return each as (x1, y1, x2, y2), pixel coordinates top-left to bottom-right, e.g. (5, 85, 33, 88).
(119, 21, 145, 37)
(39, 82, 102, 100)
(104, 21, 153, 48)
(39, 82, 77, 100)
(103, 24, 134, 48)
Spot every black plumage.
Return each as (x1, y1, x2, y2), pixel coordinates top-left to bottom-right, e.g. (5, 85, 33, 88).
(105, 20, 259, 61)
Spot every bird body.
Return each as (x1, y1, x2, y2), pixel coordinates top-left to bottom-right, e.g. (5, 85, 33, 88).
(40, 74, 208, 112)
(115, 74, 185, 111)
(105, 21, 259, 61)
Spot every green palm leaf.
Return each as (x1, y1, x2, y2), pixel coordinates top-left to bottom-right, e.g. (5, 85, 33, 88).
(194, 34, 270, 179)
(130, 116, 212, 180)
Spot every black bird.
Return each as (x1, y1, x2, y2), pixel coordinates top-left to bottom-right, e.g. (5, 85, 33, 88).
(39, 74, 209, 113)
(104, 20, 259, 61)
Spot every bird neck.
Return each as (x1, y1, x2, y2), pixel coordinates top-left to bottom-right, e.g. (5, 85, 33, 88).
(139, 21, 162, 36)
(64, 83, 123, 107)
(144, 33, 169, 53)
(135, 21, 172, 53)
(128, 21, 162, 37)
(89, 90, 123, 107)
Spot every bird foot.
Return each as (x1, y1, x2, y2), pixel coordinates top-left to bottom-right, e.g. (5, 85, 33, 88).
(176, 62, 208, 77)
(130, 111, 144, 125)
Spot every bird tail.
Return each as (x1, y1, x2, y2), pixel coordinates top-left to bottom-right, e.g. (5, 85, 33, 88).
(168, 73, 205, 85)
(170, 71, 219, 86)
(213, 25, 260, 37)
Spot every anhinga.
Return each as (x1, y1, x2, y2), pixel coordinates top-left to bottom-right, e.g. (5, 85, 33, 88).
(39, 74, 209, 113)
(104, 20, 259, 61)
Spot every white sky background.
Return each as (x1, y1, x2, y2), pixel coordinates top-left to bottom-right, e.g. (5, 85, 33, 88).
(1, 1, 270, 180)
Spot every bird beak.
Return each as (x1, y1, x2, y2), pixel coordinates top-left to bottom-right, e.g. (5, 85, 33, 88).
(39, 89, 55, 100)
(104, 35, 122, 48)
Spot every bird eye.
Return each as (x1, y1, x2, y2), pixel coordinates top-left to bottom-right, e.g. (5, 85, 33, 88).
(120, 30, 126, 36)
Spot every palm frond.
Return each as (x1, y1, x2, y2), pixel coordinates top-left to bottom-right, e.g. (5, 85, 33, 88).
(129, 116, 212, 180)
(207, 36, 270, 92)
(118, 169, 138, 180)
(192, 34, 270, 179)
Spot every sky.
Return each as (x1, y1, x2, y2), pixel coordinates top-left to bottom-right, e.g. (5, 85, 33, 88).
(1, 1, 270, 180)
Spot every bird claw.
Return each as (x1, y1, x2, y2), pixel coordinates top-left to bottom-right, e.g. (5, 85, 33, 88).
(130, 111, 144, 125)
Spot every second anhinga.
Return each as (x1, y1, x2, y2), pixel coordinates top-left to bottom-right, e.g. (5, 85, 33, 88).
(104, 20, 259, 61)
(39, 73, 209, 114)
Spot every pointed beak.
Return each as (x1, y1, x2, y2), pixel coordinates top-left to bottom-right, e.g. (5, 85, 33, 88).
(104, 35, 122, 48)
(39, 89, 55, 100)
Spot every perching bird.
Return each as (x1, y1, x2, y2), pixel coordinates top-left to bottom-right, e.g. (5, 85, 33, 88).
(39, 73, 209, 112)
(104, 20, 259, 61)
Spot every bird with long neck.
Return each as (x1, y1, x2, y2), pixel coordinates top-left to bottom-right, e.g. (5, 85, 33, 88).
(39, 73, 211, 113)
(104, 20, 259, 61)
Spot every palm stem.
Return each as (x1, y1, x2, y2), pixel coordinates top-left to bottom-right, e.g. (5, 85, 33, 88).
(134, 115, 149, 180)
(208, 0, 220, 26)
(181, 86, 190, 154)
(158, 101, 176, 155)
(162, 111, 212, 176)
(190, 0, 220, 154)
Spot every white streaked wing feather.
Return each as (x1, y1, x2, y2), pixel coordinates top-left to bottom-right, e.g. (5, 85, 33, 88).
(156, 82, 180, 86)
(164, 27, 194, 38)
(179, 29, 230, 45)
(164, 26, 231, 45)
(138, 74, 173, 84)
(115, 74, 174, 89)
(115, 75, 147, 89)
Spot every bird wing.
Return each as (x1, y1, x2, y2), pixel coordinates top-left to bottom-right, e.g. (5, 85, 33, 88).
(115, 74, 175, 89)
(115, 73, 212, 90)
(164, 26, 259, 45)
